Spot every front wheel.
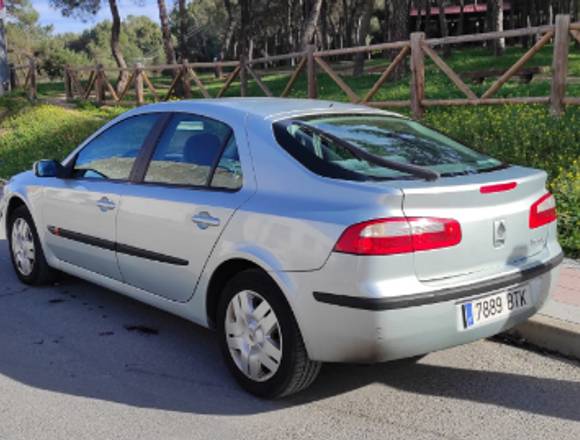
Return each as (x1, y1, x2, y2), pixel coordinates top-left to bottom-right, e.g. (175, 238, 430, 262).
(217, 269, 321, 398)
(8, 206, 56, 285)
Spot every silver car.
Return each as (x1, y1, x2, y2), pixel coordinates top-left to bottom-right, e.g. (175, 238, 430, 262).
(0, 98, 562, 397)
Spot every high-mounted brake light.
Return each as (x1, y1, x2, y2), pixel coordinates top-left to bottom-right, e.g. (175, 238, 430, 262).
(480, 181, 517, 194)
(529, 193, 557, 229)
(334, 217, 462, 256)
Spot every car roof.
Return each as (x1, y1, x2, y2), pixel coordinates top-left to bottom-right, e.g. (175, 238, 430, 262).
(126, 98, 403, 121)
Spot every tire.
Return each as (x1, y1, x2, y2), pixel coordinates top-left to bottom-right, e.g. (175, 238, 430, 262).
(7, 205, 57, 285)
(217, 269, 321, 398)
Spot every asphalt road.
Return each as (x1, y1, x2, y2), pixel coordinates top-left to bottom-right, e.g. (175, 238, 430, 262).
(0, 229, 579, 440)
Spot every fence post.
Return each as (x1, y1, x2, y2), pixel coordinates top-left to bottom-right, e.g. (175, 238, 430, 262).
(550, 14, 570, 116)
(8, 63, 16, 90)
(239, 54, 248, 97)
(410, 32, 426, 119)
(182, 60, 192, 99)
(135, 63, 144, 106)
(64, 65, 73, 101)
(306, 44, 318, 99)
(28, 58, 37, 101)
(95, 64, 105, 105)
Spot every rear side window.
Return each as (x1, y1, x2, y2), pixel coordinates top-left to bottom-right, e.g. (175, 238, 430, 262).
(273, 114, 505, 180)
(144, 113, 242, 189)
(73, 114, 160, 180)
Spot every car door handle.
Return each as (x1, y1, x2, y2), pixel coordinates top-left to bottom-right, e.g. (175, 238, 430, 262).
(192, 212, 220, 230)
(96, 197, 116, 212)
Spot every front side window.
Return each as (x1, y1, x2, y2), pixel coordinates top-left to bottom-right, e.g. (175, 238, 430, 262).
(144, 113, 242, 189)
(73, 114, 160, 180)
(273, 114, 505, 181)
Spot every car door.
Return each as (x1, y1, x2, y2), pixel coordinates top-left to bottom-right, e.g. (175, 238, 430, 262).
(115, 112, 252, 302)
(42, 113, 161, 280)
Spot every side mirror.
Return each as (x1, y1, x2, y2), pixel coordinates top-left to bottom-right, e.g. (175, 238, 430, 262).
(33, 160, 65, 178)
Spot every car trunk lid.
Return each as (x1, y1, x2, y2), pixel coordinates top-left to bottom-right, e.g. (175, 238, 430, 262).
(399, 166, 550, 282)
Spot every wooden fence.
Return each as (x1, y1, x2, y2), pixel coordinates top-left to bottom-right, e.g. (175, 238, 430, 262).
(12, 14, 580, 119)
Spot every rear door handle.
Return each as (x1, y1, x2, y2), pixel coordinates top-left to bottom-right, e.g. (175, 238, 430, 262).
(97, 197, 116, 212)
(192, 212, 220, 230)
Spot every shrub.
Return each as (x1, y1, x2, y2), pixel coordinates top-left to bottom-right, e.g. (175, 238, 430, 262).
(550, 159, 580, 258)
(0, 104, 123, 178)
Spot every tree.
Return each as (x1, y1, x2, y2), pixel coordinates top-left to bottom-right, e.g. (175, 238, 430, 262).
(157, 0, 176, 66)
(353, 0, 373, 76)
(388, 0, 410, 78)
(489, 0, 505, 55)
(178, 0, 187, 61)
(436, 0, 450, 56)
(301, 0, 323, 48)
(107, 0, 129, 91)
(49, 0, 129, 92)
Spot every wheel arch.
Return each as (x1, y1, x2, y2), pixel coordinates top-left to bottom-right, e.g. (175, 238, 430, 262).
(204, 257, 298, 330)
(4, 195, 29, 234)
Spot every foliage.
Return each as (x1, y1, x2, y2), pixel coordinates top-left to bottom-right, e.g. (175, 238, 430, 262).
(169, 0, 239, 61)
(549, 159, 580, 258)
(0, 104, 124, 179)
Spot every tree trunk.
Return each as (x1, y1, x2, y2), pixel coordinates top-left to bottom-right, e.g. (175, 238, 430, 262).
(157, 0, 176, 66)
(389, 0, 410, 79)
(491, 0, 505, 55)
(178, 0, 187, 61)
(302, 0, 324, 48)
(353, 0, 373, 76)
(239, 0, 250, 56)
(414, 0, 423, 32)
(436, 0, 450, 56)
(458, 0, 465, 35)
(108, 0, 129, 93)
(220, 0, 236, 59)
(423, 0, 432, 37)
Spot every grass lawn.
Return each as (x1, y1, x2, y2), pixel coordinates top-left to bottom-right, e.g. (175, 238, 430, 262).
(4, 44, 580, 256)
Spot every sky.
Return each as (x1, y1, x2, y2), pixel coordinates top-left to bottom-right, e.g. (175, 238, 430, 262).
(32, 0, 162, 34)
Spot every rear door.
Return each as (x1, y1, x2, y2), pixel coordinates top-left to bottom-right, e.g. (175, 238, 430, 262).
(115, 112, 251, 302)
(400, 167, 550, 282)
(42, 113, 161, 280)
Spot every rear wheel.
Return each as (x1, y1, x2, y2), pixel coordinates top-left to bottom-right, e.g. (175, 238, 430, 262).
(8, 206, 56, 285)
(217, 269, 321, 398)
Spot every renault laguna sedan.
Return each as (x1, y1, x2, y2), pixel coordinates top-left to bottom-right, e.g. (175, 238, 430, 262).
(0, 98, 562, 397)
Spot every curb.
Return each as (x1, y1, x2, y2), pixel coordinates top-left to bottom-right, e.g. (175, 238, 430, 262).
(507, 314, 580, 360)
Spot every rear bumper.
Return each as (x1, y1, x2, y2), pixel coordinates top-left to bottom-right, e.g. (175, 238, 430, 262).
(313, 252, 564, 310)
(288, 252, 563, 363)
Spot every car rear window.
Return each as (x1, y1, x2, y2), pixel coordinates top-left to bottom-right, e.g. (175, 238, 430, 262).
(273, 114, 506, 181)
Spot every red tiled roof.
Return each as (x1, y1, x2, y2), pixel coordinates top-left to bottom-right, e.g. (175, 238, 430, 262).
(410, 2, 511, 17)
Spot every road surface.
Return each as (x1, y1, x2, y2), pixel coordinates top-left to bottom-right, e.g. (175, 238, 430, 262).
(0, 228, 579, 440)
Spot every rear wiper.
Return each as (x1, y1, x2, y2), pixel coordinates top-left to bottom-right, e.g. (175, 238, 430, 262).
(292, 121, 440, 182)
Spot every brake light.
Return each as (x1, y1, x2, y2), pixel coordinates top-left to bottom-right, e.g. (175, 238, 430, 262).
(529, 193, 557, 229)
(334, 217, 462, 255)
(480, 181, 517, 194)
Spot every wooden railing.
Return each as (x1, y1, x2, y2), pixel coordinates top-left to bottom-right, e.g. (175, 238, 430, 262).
(9, 58, 37, 101)
(14, 14, 580, 119)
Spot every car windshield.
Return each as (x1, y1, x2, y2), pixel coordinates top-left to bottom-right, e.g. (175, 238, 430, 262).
(273, 114, 506, 180)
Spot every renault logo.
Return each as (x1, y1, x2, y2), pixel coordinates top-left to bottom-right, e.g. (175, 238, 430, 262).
(493, 219, 507, 248)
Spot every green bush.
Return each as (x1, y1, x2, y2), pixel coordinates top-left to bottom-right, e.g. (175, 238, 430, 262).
(550, 159, 580, 258)
(0, 104, 123, 178)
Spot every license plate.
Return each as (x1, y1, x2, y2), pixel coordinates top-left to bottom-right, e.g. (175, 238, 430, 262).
(461, 286, 530, 329)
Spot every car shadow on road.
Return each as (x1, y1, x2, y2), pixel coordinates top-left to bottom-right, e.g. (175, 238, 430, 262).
(0, 240, 579, 421)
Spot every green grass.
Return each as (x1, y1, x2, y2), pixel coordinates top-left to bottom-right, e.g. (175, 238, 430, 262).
(2, 44, 580, 256)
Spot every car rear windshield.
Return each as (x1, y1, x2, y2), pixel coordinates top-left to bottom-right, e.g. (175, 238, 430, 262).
(273, 114, 506, 181)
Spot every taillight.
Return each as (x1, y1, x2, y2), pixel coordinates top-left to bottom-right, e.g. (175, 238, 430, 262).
(334, 217, 462, 256)
(529, 193, 557, 229)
